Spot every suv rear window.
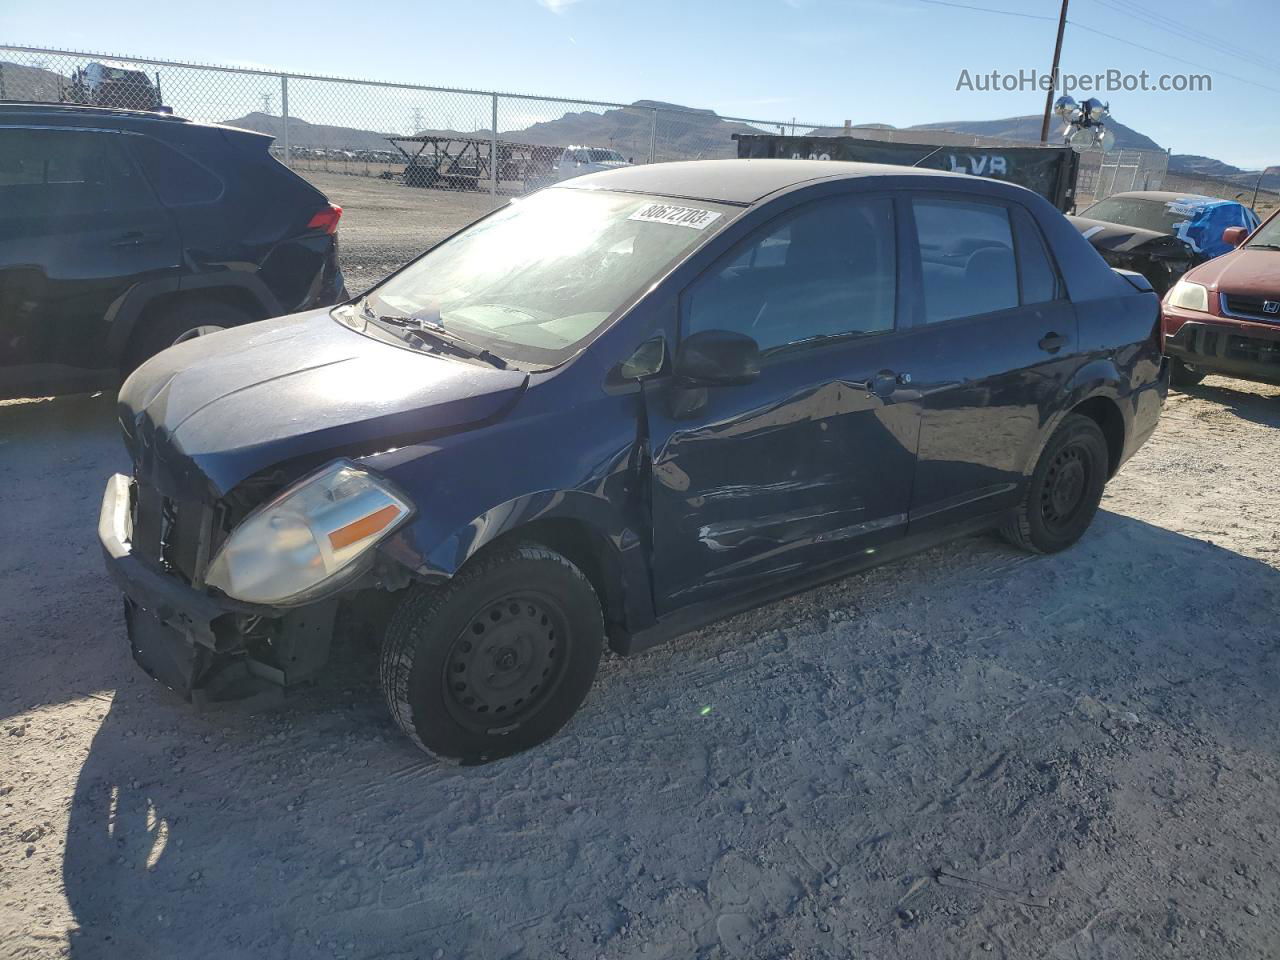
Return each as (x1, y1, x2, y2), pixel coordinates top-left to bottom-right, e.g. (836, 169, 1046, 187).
(0, 127, 155, 218)
(128, 135, 223, 204)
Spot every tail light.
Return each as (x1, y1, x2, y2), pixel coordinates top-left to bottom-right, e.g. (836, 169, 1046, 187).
(307, 203, 342, 235)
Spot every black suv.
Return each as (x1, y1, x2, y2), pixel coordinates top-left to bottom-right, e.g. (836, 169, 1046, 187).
(0, 103, 347, 399)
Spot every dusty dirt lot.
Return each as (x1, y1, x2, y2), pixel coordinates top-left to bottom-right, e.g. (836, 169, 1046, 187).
(2, 176, 1279, 959)
(306, 171, 503, 293)
(2, 381, 1278, 960)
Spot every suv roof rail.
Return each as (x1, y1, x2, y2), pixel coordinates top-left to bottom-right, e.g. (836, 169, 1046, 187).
(0, 100, 187, 121)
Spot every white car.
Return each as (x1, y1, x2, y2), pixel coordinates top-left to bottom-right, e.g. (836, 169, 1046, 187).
(552, 146, 631, 182)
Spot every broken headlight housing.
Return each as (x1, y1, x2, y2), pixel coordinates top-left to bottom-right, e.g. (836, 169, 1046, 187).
(205, 460, 413, 605)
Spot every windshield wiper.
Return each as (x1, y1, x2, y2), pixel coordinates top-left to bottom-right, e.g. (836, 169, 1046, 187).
(363, 302, 509, 369)
(1245, 243, 1280, 250)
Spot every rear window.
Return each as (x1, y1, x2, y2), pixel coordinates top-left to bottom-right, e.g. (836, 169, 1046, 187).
(0, 127, 155, 218)
(1081, 196, 1188, 234)
(129, 135, 223, 205)
(913, 198, 1018, 323)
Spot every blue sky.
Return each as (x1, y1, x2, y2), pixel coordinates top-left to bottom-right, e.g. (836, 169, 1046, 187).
(3, 0, 1276, 168)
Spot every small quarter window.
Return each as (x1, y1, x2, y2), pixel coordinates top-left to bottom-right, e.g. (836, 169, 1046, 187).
(1011, 206, 1062, 304)
(129, 136, 223, 205)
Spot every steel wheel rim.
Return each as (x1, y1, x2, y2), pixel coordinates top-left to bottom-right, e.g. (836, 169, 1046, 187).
(1040, 443, 1092, 533)
(441, 591, 570, 732)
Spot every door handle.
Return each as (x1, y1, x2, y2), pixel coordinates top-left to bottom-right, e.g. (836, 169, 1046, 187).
(110, 231, 164, 248)
(1038, 332, 1067, 353)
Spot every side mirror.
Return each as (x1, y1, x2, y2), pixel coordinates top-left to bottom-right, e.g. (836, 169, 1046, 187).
(673, 330, 760, 386)
(1223, 226, 1248, 247)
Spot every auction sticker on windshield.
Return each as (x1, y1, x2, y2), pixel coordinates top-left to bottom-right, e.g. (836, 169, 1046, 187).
(628, 202, 722, 229)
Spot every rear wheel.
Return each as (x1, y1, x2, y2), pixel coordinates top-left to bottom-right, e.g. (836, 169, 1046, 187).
(1169, 357, 1206, 389)
(123, 299, 253, 374)
(380, 543, 604, 764)
(1003, 414, 1109, 554)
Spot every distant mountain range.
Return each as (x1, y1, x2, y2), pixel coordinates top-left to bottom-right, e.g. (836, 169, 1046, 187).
(226, 100, 765, 162)
(4, 60, 1274, 191)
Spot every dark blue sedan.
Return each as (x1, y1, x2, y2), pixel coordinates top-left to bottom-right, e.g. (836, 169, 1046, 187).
(99, 160, 1167, 763)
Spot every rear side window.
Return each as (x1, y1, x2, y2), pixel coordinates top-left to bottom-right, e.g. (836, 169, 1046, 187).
(129, 135, 223, 205)
(1011, 206, 1062, 304)
(684, 195, 897, 351)
(913, 198, 1018, 323)
(0, 127, 155, 219)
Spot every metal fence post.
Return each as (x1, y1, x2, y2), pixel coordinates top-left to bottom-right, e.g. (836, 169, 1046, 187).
(280, 75, 290, 167)
(490, 94, 499, 198)
(648, 109, 658, 164)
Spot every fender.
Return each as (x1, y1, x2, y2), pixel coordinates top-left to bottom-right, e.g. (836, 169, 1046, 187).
(382, 487, 659, 642)
(104, 272, 282, 362)
(1024, 355, 1131, 479)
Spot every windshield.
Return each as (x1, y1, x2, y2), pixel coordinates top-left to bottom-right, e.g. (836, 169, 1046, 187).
(1081, 196, 1205, 235)
(362, 189, 733, 366)
(1246, 214, 1280, 248)
(586, 149, 625, 163)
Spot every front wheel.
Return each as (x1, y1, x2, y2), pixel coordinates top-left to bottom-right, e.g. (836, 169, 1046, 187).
(123, 299, 252, 375)
(1169, 357, 1206, 389)
(1003, 414, 1109, 554)
(379, 543, 604, 764)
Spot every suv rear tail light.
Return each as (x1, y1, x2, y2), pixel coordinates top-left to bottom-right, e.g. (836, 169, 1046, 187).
(307, 203, 342, 235)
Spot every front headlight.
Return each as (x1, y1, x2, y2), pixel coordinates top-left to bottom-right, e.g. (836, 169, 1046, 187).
(206, 460, 413, 605)
(1167, 279, 1209, 312)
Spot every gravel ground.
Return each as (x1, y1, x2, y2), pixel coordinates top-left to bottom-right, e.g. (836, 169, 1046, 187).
(2, 177, 1280, 958)
(306, 171, 504, 293)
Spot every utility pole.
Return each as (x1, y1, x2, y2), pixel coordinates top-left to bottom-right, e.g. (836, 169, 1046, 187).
(1039, 0, 1069, 143)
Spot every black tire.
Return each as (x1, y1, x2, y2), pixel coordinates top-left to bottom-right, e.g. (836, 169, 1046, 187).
(380, 543, 604, 764)
(1003, 414, 1109, 554)
(123, 299, 253, 375)
(1169, 357, 1206, 389)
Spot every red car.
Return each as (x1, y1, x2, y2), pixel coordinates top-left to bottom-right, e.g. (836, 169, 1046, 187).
(1162, 209, 1280, 388)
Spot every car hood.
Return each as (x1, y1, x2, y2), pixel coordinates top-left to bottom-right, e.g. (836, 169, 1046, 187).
(119, 309, 528, 500)
(1069, 215, 1182, 253)
(1185, 246, 1280, 293)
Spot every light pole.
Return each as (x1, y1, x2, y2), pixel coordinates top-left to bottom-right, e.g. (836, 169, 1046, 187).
(1040, 0, 1070, 143)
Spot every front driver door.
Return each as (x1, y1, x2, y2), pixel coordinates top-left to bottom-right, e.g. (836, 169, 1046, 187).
(645, 193, 922, 614)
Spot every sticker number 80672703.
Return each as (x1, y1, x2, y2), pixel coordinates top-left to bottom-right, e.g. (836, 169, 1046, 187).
(627, 203, 722, 230)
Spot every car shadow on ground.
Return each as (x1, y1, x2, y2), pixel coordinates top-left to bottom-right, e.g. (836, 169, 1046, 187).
(1179, 377, 1280, 426)
(59, 510, 1280, 959)
(0, 393, 128, 723)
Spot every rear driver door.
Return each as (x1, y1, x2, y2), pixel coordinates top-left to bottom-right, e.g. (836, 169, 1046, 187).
(0, 126, 180, 388)
(902, 195, 1078, 533)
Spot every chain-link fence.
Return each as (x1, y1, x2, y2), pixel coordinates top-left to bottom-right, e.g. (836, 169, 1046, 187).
(0, 45, 804, 205)
(2, 43, 1260, 221)
(1074, 149, 1170, 207)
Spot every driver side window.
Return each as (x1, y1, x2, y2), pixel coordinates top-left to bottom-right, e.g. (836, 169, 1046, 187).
(682, 195, 896, 352)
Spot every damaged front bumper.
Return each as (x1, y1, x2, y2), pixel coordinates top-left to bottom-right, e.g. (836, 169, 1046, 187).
(98, 473, 336, 705)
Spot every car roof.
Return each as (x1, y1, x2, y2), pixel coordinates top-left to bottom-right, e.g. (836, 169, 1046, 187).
(0, 102, 272, 140)
(1104, 190, 1232, 206)
(557, 158, 981, 204)
(0, 101, 187, 123)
